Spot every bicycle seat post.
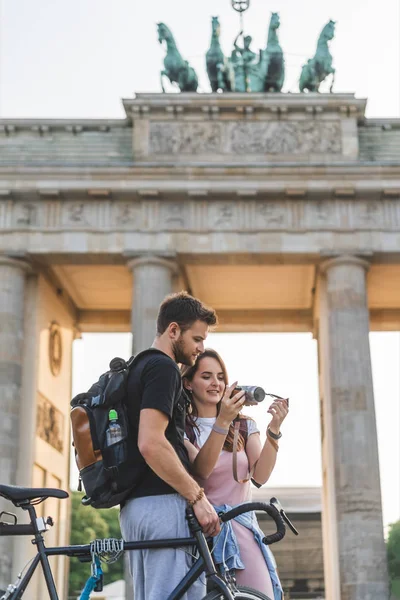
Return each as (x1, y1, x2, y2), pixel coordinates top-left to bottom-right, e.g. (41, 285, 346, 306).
(21, 501, 59, 599)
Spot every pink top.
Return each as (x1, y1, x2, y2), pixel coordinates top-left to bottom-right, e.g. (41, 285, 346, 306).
(190, 417, 275, 597)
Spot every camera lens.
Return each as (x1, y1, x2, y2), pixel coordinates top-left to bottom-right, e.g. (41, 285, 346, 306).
(252, 387, 266, 402)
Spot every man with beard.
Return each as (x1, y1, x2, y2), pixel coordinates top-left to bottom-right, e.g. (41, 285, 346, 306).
(120, 291, 220, 600)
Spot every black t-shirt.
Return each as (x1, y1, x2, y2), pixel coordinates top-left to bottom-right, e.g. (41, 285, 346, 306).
(126, 348, 190, 499)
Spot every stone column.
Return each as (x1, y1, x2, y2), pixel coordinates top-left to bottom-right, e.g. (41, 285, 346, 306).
(127, 255, 178, 353)
(317, 255, 389, 600)
(0, 256, 31, 588)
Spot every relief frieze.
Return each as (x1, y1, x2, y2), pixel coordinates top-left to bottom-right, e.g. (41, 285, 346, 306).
(228, 121, 341, 155)
(1, 197, 399, 234)
(149, 122, 222, 155)
(148, 120, 341, 156)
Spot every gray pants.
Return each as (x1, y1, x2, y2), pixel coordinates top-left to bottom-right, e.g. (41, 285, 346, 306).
(120, 493, 206, 600)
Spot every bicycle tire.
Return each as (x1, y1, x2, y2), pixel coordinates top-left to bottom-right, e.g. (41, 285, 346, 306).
(203, 585, 272, 600)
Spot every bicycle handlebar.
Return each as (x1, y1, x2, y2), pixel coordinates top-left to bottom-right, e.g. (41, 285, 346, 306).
(219, 501, 286, 545)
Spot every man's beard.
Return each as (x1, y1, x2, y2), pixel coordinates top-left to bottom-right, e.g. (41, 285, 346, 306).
(172, 337, 197, 366)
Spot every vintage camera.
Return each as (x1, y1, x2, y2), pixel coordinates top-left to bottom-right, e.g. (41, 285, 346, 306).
(233, 386, 266, 406)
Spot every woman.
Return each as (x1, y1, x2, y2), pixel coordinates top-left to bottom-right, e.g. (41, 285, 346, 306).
(182, 349, 289, 600)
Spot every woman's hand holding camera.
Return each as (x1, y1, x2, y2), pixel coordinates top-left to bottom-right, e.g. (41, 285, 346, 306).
(216, 382, 246, 429)
(267, 397, 289, 435)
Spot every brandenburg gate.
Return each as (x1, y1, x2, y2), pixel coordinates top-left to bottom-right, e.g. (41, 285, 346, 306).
(0, 91, 397, 599)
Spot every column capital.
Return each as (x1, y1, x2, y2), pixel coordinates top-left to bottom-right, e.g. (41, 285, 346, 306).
(320, 254, 370, 275)
(126, 255, 179, 276)
(0, 255, 32, 274)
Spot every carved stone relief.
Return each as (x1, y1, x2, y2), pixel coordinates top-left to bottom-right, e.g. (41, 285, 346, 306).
(0, 197, 399, 234)
(62, 202, 89, 227)
(161, 201, 187, 229)
(208, 202, 237, 229)
(36, 393, 64, 453)
(149, 122, 222, 155)
(14, 203, 37, 227)
(256, 201, 287, 227)
(113, 202, 141, 228)
(49, 321, 62, 376)
(148, 120, 341, 156)
(304, 200, 338, 229)
(228, 121, 341, 155)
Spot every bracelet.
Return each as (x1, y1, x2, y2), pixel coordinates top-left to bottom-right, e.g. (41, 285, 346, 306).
(267, 427, 282, 440)
(212, 423, 229, 435)
(267, 436, 279, 452)
(188, 487, 205, 507)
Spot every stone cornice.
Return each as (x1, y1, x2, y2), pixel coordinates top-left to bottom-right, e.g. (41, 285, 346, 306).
(0, 119, 129, 133)
(124, 92, 367, 120)
(0, 164, 399, 197)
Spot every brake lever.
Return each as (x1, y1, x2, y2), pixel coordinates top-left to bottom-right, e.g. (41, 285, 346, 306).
(270, 497, 299, 536)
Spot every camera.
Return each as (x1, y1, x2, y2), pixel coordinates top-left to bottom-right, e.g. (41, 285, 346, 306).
(233, 386, 266, 406)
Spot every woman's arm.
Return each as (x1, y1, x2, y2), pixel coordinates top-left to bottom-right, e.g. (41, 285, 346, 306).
(185, 384, 246, 479)
(246, 432, 278, 485)
(247, 398, 289, 485)
(184, 427, 229, 479)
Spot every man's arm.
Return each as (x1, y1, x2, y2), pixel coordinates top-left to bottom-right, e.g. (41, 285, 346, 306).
(138, 408, 220, 536)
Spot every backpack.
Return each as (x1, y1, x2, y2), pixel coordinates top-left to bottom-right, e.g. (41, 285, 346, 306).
(70, 349, 157, 509)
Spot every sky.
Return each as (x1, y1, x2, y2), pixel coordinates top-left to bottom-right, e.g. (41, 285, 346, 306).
(0, 0, 399, 530)
(0, 0, 399, 118)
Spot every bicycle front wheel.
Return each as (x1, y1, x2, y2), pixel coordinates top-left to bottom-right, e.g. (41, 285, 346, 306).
(203, 585, 272, 600)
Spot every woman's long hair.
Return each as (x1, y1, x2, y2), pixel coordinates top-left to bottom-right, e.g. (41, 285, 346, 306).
(182, 349, 248, 453)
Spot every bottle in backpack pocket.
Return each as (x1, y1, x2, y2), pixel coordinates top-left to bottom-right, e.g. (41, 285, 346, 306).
(106, 409, 123, 446)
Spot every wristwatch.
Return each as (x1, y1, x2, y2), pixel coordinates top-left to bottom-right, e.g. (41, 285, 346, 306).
(267, 427, 282, 440)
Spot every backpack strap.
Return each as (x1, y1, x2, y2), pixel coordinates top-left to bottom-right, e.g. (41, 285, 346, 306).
(232, 418, 255, 484)
(185, 422, 197, 446)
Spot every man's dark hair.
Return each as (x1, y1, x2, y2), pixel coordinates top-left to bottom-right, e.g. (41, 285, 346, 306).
(156, 291, 217, 335)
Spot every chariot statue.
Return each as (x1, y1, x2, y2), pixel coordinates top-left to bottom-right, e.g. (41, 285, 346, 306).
(205, 12, 285, 93)
(155, 9, 337, 96)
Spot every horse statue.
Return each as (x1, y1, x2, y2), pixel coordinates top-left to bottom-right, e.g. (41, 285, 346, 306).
(206, 16, 232, 92)
(157, 22, 198, 92)
(264, 12, 285, 92)
(205, 13, 284, 93)
(299, 20, 336, 92)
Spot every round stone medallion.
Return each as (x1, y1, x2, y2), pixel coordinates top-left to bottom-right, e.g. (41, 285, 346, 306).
(49, 322, 62, 376)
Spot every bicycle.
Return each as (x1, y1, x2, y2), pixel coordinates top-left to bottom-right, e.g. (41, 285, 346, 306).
(0, 484, 298, 600)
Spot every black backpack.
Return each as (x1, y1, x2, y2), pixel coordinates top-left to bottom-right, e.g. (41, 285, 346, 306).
(70, 349, 157, 509)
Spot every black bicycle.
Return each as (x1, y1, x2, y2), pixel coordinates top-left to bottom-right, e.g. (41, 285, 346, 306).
(0, 484, 297, 600)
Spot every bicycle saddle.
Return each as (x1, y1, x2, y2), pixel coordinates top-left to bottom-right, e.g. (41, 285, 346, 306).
(0, 484, 69, 505)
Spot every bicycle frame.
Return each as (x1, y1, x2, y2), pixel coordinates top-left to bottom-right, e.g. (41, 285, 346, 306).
(2, 496, 290, 600)
(3, 503, 234, 600)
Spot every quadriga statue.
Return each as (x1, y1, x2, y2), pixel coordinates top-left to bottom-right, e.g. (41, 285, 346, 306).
(300, 20, 336, 92)
(205, 12, 285, 93)
(157, 22, 198, 92)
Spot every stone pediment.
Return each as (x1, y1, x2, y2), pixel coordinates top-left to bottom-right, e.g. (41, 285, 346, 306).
(124, 92, 366, 163)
